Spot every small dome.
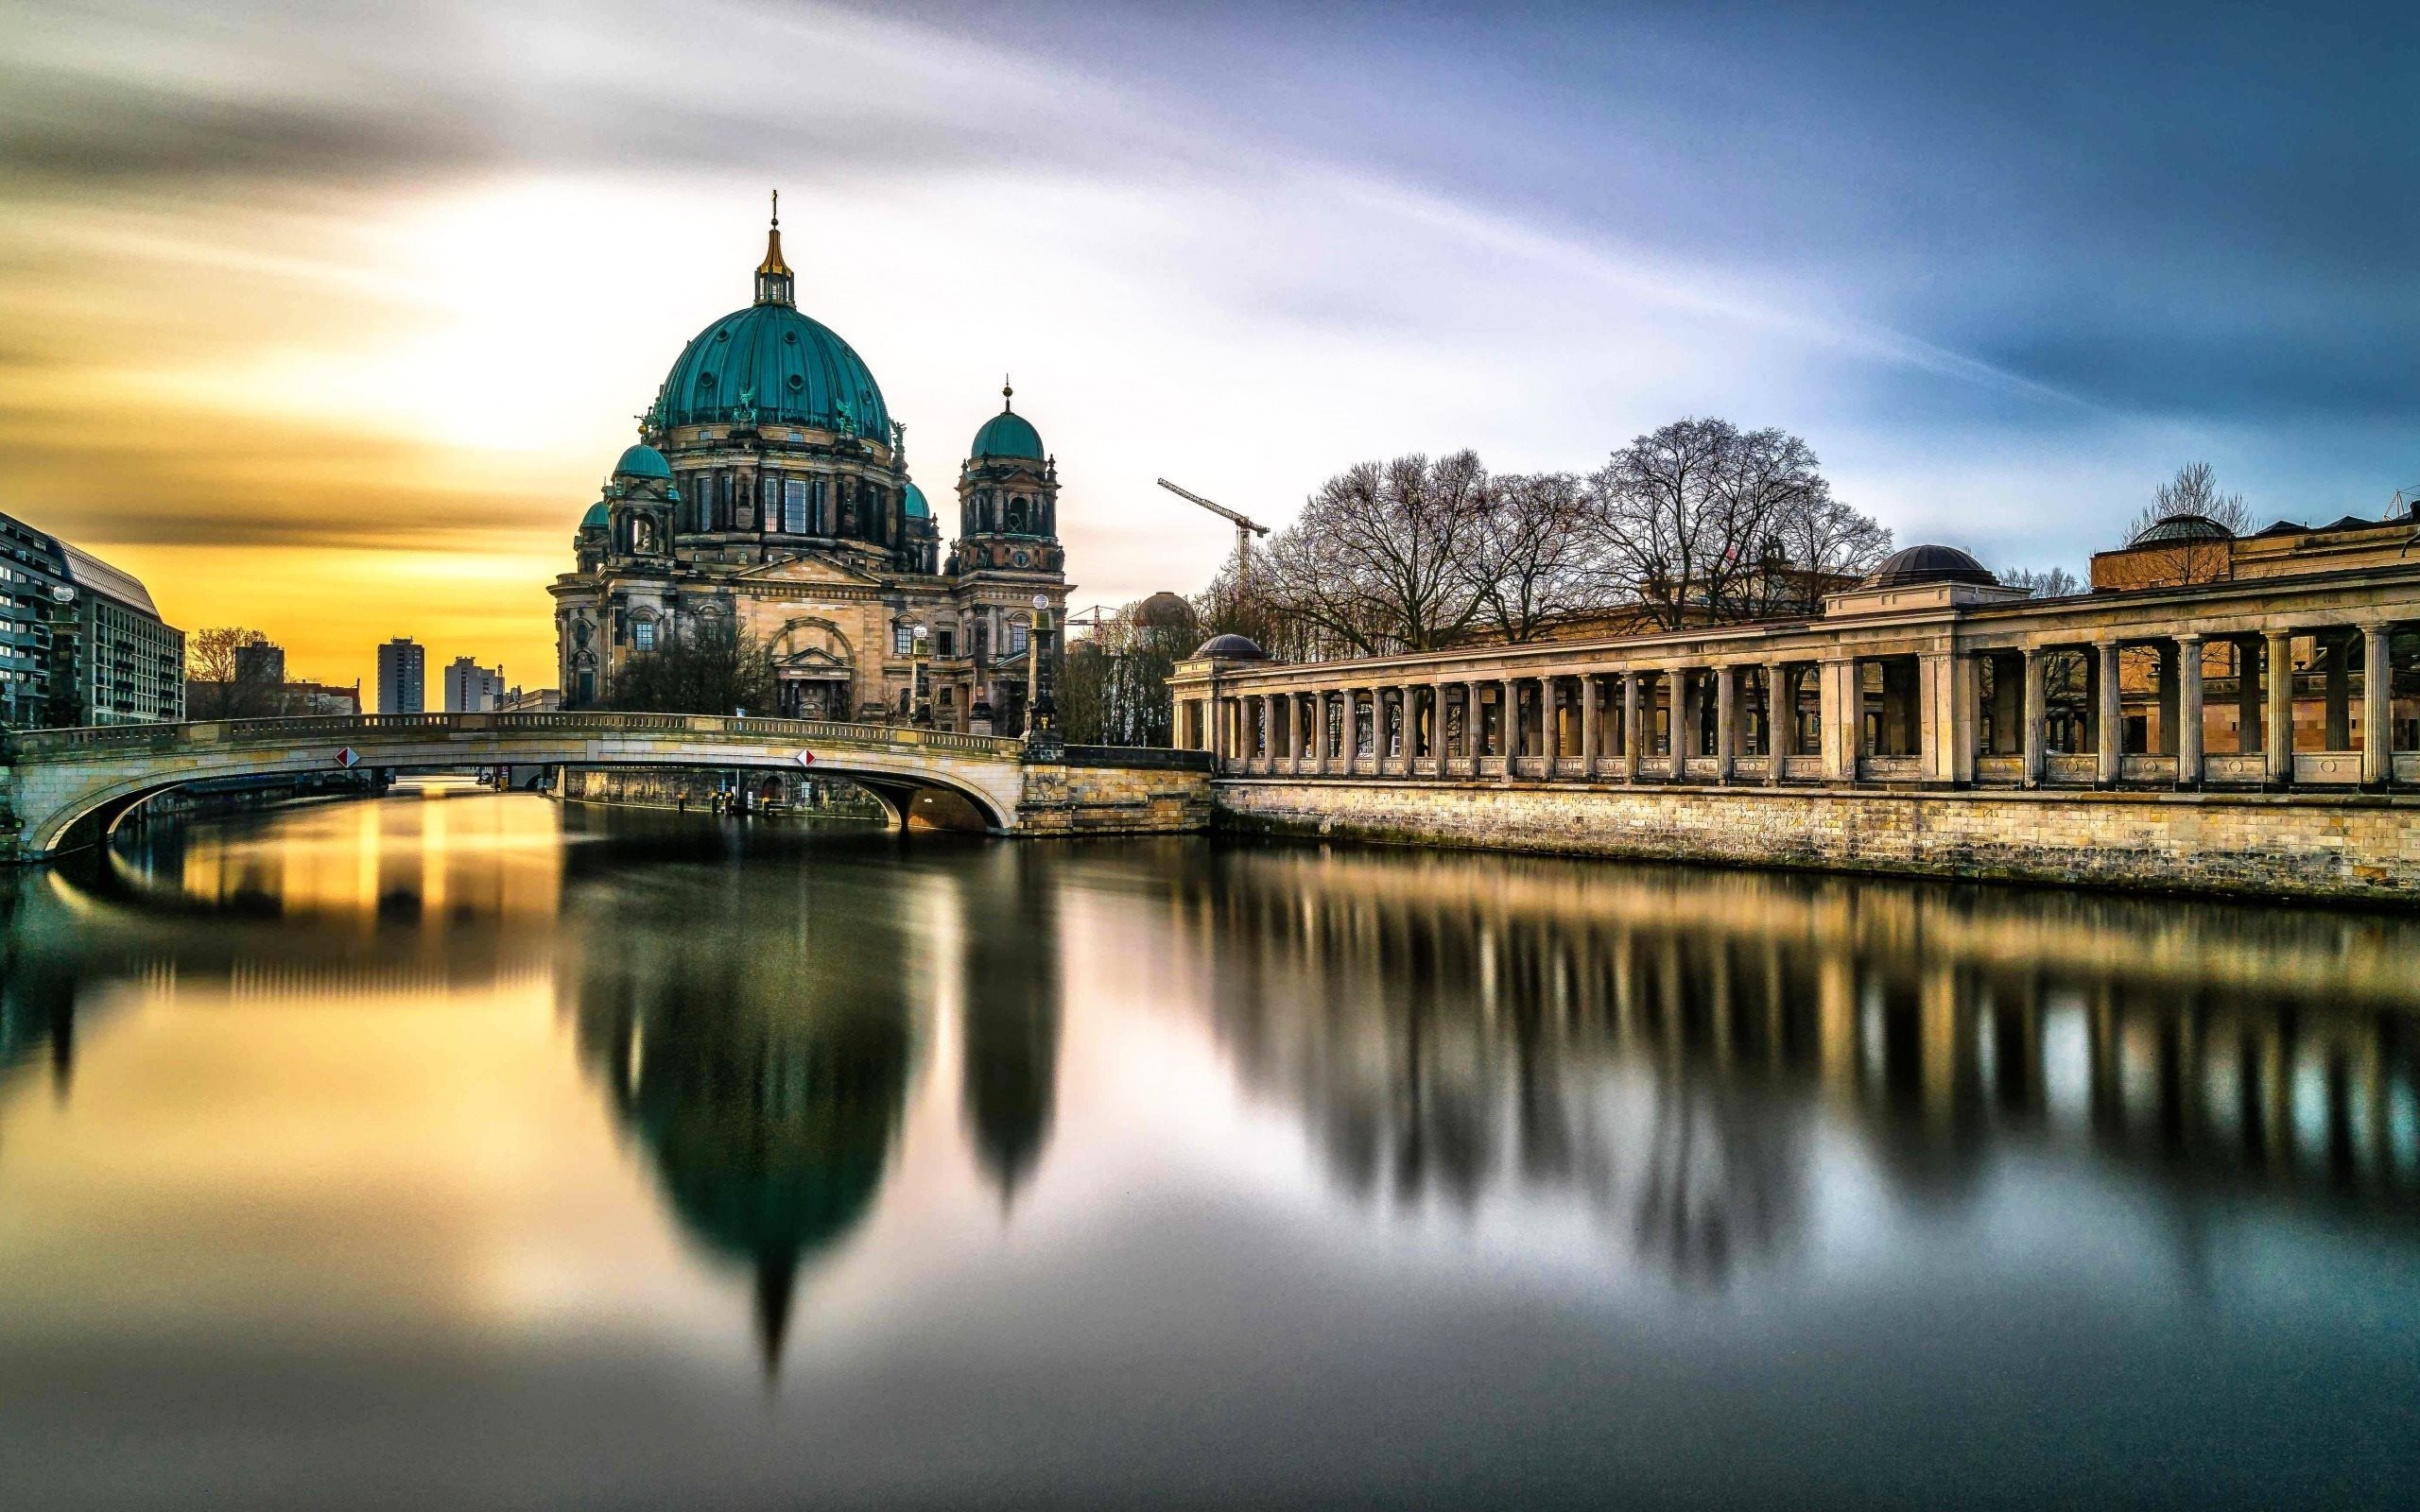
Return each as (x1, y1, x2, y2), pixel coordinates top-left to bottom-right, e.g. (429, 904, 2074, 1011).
(1193, 632, 1267, 660)
(580, 502, 609, 529)
(1864, 543, 1997, 588)
(972, 409, 1044, 461)
(1137, 592, 1196, 629)
(903, 481, 931, 520)
(2130, 512, 2233, 547)
(614, 443, 672, 478)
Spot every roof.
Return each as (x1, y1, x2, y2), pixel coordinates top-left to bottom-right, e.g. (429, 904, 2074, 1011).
(2129, 512, 2232, 546)
(1193, 632, 1268, 660)
(1863, 543, 1997, 589)
(615, 442, 672, 478)
(903, 481, 931, 519)
(581, 502, 609, 529)
(972, 403, 1045, 460)
(58, 542, 161, 617)
(655, 301, 891, 441)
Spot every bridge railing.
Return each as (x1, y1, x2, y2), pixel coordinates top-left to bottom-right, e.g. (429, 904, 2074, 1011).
(7, 712, 1031, 760)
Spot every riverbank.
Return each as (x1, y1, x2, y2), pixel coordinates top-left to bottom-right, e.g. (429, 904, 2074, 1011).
(1213, 777, 2420, 903)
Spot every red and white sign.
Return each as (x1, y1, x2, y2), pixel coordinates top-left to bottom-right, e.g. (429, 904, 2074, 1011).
(334, 747, 361, 769)
(795, 750, 816, 767)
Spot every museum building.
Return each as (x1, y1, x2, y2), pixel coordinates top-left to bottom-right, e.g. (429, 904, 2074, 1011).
(550, 204, 1069, 730)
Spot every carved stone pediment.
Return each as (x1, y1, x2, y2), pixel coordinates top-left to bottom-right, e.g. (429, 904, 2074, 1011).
(732, 550, 882, 588)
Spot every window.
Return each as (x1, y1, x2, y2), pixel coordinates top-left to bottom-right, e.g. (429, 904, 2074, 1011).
(783, 478, 807, 533)
(762, 473, 781, 523)
(632, 619, 657, 651)
(937, 628, 955, 658)
(893, 622, 915, 656)
(1009, 619, 1029, 655)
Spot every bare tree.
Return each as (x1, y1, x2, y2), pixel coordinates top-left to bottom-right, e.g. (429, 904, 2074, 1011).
(184, 626, 280, 718)
(1760, 491, 1892, 610)
(2113, 461, 2251, 585)
(1999, 565, 2083, 599)
(1262, 452, 1489, 655)
(1585, 420, 1861, 627)
(608, 613, 776, 715)
(1060, 593, 1199, 746)
(1465, 471, 1594, 643)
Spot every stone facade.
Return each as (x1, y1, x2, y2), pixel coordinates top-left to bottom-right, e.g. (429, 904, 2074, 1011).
(1215, 777, 2420, 902)
(549, 211, 1068, 731)
(1018, 751, 1214, 837)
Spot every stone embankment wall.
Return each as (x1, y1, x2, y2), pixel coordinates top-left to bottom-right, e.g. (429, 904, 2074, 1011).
(1214, 779, 2420, 902)
(1019, 752, 1214, 836)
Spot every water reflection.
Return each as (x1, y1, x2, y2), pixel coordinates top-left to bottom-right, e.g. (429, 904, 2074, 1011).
(561, 838, 919, 1374)
(958, 849, 1062, 1204)
(5, 799, 2419, 1505)
(1175, 846, 2419, 1281)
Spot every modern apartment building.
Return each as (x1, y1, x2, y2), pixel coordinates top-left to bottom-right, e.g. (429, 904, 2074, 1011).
(0, 510, 183, 728)
(375, 637, 425, 714)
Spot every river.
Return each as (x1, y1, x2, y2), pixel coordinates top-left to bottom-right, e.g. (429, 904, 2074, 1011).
(1, 792, 2415, 1508)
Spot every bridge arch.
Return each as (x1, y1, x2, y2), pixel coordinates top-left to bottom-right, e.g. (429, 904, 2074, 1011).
(8, 713, 1031, 858)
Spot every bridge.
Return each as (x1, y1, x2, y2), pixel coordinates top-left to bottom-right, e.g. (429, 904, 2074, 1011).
(0, 712, 1214, 859)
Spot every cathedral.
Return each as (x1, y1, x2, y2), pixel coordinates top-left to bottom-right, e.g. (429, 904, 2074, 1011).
(551, 201, 1069, 730)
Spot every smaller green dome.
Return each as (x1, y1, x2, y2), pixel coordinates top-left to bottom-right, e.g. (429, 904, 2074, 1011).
(615, 443, 672, 478)
(971, 393, 1044, 460)
(903, 482, 931, 520)
(580, 502, 608, 529)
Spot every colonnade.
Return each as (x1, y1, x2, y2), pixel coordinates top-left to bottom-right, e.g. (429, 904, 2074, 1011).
(1190, 617, 2416, 791)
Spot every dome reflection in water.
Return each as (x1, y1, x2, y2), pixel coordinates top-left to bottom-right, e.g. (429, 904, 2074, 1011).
(0, 792, 2414, 1508)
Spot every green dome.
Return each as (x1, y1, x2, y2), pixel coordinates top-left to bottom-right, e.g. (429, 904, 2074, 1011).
(580, 502, 608, 529)
(658, 303, 891, 440)
(903, 482, 931, 519)
(615, 442, 671, 478)
(972, 408, 1044, 460)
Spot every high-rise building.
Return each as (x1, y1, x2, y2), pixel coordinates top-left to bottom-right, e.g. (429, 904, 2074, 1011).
(0, 509, 183, 729)
(232, 640, 285, 685)
(375, 637, 425, 714)
(442, 657, 506, 713)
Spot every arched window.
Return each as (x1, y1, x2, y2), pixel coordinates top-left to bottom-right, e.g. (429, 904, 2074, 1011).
(892, 621, 916, 657)
(632, 615, 658, 652)
(1009, 616, 1030, 656)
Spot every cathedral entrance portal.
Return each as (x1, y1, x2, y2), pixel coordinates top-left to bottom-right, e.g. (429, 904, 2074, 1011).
(778, 677, 852, 720)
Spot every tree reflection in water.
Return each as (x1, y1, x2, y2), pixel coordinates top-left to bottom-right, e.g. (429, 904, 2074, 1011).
(565, 858, 914, 1376)
(1179, 846, 2420, 1285)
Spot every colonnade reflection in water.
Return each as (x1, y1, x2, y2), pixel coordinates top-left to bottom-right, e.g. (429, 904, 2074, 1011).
(6, 796, 2418, 1371)
(1166, 846, 2420, 1280)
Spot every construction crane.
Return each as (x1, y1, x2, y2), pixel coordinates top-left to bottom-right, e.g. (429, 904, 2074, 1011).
(1156, 477, 1270, 562)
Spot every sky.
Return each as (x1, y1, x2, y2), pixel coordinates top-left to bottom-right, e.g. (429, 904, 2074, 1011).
(3, 0, 2413, 692)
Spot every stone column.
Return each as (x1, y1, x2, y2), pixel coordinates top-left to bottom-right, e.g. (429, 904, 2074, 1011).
(1428, 680, 1445, 770)
(1311, 693, 1328, 776)
(2363, 622, 2393, 786)
(1678, 667, 1703, 767)
(2234, 636, 2262, 754)
(1580, 675, 1599, 779)
(2325, 630, 2353, 750)
(1766, 662, 1788, 784)
(2266, 631, 2294, 783)
(1820, 658, 1855, 782)
(1500, 677, 1518, 782)
(1945, 651, 1976, 786)
(1263, 694, 1279, 765)
(2154, 641, 2180, 756)
(2022, 647, 2048, 787)
(2176, 634, 2204, 787)
(1918, 651, 1952, 784)
(1715, 664, 1737, 782)
(1622, 672, 1642, 782)
(2095, 641, 2122, 785)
